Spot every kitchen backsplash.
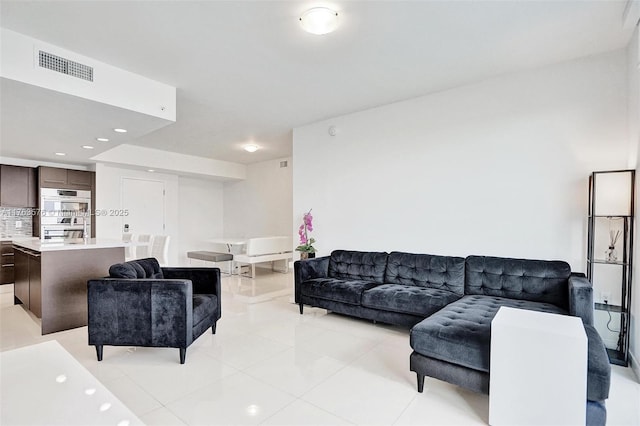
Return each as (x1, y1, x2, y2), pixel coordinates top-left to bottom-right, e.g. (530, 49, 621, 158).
(0, 207, 34, 238)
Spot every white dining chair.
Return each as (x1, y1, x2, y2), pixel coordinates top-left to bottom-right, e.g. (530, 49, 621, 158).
(135, 234, 152, 259)
(123, 233, 134, 261)
(150, 235, 170, 266)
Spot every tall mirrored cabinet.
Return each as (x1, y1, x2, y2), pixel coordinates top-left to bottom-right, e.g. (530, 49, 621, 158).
(587, 169, 635, 366)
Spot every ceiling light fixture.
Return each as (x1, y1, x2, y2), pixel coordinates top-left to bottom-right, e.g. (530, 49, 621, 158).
(300, 7, 338, 35)
(82, 145, 95, 150)
(96, 137, 109, 142)
(55, 152, 66, 156)
(244, 144, 259, 153)
(147, 169, 155, 173)
(113, 128, 127, 133)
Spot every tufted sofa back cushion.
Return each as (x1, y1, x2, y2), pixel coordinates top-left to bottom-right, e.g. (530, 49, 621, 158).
(385, 252, 465, 295)
(109, 257, 164, 279)
(465, 255, 570, 309)
(328, 250, 388, 283)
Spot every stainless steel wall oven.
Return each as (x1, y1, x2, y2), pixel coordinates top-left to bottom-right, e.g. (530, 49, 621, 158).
(40, 188, 91, 241)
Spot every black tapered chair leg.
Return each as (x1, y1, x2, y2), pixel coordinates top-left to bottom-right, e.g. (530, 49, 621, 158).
(179, 347, 186, 364)
(95, 345, 103, 361)
(299, 303, 303, 314)
(212, 322, 217, 334)
(416, 373, 425, 393)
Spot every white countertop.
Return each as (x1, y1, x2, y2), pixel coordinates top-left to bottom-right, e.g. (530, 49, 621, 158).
(0, 236, 38, 242)
(12, 238, 131, 252)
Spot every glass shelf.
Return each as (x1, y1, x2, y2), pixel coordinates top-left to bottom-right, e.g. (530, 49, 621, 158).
(587, 169, 635, 367)
(594, 303, 624, 313)
(606, 348, 627, 366)
(587, 259, 628, 266)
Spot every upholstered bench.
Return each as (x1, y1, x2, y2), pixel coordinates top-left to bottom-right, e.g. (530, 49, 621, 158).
(187, 251, 233, 263)
(187, 251, 233, 274)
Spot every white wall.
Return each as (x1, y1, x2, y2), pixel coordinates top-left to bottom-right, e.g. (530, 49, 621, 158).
(223, 157, 293, 241)
(177, 176, 224, 265)
(293, 50, 629, 273)
(96, 163, 224, 266)
(629, 25, 640, 378)
(95, 163, 179, 263)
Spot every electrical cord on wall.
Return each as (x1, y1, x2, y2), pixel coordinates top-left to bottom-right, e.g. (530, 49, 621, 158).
(605, 309, 619, 333)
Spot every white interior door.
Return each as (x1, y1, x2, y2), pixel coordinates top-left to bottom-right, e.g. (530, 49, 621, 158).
(121, 178, 165, 235)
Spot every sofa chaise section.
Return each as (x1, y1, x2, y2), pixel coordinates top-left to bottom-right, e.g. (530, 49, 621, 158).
(409, 255, 610, 424)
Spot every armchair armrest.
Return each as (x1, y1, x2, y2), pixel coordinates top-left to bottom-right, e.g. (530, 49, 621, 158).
(294, 256, 330, 303)
(568, 274, 594, 326)
(87, 278, 193, 348)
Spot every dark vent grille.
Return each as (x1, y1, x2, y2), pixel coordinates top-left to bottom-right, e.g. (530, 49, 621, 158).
(39, 51, 93, 82)
(280, 161, 288, 168)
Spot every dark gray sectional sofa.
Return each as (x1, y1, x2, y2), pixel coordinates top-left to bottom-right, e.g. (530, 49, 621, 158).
(294, 250, 611, 425)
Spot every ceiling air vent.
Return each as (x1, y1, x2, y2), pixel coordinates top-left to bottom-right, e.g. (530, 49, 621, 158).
(280, 161, 288, 168)
(38, 51, 93, 82)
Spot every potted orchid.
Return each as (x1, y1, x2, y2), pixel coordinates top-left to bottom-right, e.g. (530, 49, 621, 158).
(296, 209, 316, 259)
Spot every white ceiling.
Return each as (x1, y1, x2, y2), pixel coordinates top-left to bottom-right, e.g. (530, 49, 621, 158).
(0, 0, 634, 166)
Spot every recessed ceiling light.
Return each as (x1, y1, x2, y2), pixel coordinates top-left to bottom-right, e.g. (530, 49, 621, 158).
(55, 152, 66, 156)
(300, 7, 338, 35)
(147, 169, 155, 172)
(96, 137, 109, 142)
(82, 145, 95, 150)
(113, 128, 127, 133)
(244, 144, 259, 153)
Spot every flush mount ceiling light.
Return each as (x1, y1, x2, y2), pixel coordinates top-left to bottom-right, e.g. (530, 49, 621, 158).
(244, 144, 259, 153)
(113, 128, 127, 133)
(300, 7, 338, 35)
(96, 137, 109, 142)
(82, 145, 94, 150)
(55, 152, 66, 156)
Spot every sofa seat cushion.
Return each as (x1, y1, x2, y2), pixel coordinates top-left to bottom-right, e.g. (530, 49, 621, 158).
(300, 278, 380, 305)
(192, 294, 217, 328)
(410, 295, 567, 372)
(362, 284, 460, 317)
(585, 324, 611, 401)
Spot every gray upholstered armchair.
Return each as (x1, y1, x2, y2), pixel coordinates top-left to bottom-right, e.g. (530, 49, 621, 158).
(87, 258, 221, 364)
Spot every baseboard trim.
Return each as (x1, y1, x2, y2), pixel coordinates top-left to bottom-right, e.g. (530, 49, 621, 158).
(630, 350, 640, 382)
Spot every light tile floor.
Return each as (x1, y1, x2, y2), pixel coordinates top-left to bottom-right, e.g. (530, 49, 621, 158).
(1, 269, 639, 425)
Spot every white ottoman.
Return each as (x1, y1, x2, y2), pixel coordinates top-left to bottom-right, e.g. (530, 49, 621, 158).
(489, 306, 587, 425)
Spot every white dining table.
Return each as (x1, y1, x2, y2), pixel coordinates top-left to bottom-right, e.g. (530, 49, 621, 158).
(207, 238, 246, 253)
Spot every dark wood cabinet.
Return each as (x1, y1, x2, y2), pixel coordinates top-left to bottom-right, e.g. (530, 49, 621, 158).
(39, 167, 68, 188)
(27, 168, 37, 207)
(0, 165, 37, 207)
(1, 242, 15, 284)
(13, 246, 42, 317)
(28, 255, 41, 318)
(13, 247, 29, 307)
(39, 167, 93, 190)
(67, 170, 92, 189)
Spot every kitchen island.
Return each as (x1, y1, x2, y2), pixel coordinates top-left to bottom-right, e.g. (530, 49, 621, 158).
(12, 239, 127, 334)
